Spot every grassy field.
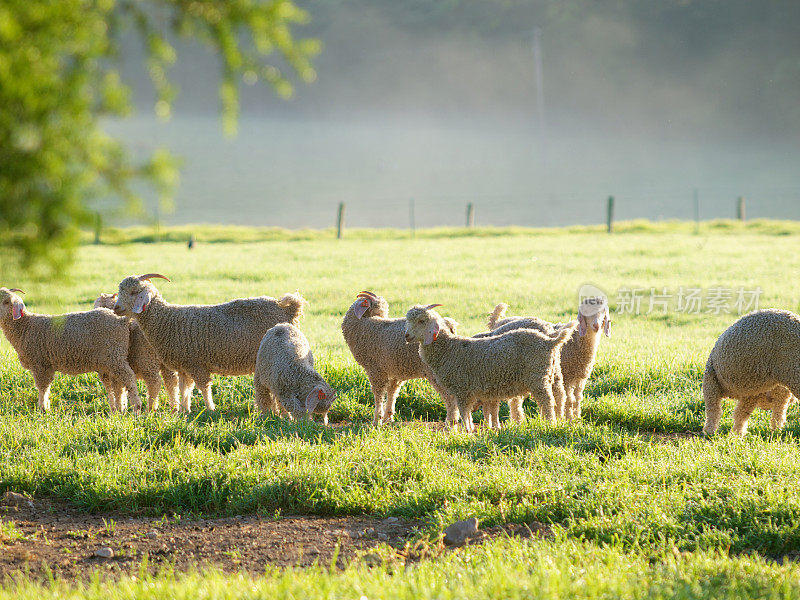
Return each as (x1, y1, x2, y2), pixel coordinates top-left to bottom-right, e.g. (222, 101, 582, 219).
(2, 221, 800, 597)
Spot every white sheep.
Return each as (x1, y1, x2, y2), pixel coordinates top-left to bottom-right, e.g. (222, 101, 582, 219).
(703, 309, 800, 436)
(0, 287, 141, 412)
(253, 323, 336, 423)
(482, 297, 611, 419)
(94, 293, 179, 411)
(113, 274, 306, 413)
(404, 304, 576, 432)
(341, 291, 460, 426)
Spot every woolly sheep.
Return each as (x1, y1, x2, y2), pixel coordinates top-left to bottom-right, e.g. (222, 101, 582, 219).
(703, 309, 800, 436)
(341, 290, 460, 426)
(253, 323, 336, 423)
(94, 293, 179, 411)
(481, 297, 611, 419)
(404, 304, 576, 432)
(0, 287, 141, 412)
(113, 274, 306, 413)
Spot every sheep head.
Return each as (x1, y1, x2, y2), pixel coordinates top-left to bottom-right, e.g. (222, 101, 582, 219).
(404, 304, 445, 345)
(578, 296, 611, 337)
(305, 383, 337, 416)
(115, 273, 169, 317)
(0, 288, 26, 321)
(93, 293, 117, 310)
(351, 291, 389, 319)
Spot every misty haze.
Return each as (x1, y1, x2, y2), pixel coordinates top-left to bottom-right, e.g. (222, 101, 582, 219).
(102, 1, 800, 228)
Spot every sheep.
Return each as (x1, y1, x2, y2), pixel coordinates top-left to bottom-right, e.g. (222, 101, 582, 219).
(253, 323, 336, 423)
(341, 290, 460, 426)
(480, 297, 611, 420)
(94, 293, 179, 411)
(404, 304, 576, 432)
(702, 309, 800, 436)
(0, 287, 141, 412)
(113, 273, 306, 413)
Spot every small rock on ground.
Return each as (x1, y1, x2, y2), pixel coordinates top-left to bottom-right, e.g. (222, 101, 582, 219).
(443, 517, 479, 547)
(2, 491, 34, 509)
(94, 547, 114, 559)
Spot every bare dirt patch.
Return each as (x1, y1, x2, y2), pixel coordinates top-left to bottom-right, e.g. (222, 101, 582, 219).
(0, 496, 417, 582)
(0, 495, 551, 582)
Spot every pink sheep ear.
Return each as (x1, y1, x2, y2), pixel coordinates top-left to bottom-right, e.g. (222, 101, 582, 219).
(305, 387, 323, 413)
(423, 320, 441, 345)
(603, 316, 612, 337)
(11, 300, 24, 320)
(353, 298, 370, 319)
(132, 289, 152, 314)
(578, 314, 587, 337)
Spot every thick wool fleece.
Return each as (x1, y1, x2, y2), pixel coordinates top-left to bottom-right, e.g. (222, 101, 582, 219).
(406, 305, 575, 431)
(254, 323, 334, 420)
(0, 287, 139, 411)
(341, 293, 458, 426)
(703, 308, 800, 436)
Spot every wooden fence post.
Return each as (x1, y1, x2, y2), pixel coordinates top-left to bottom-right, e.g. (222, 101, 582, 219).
(94, 212, 102, 245)
(693, 189, 699, 234)
(737, 196, 746, 221)
(466, 203, 475, 228)
(606, 196, 614, 233)
(336, 202, 345, 239)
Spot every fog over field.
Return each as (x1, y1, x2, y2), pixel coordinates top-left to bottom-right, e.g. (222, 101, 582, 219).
(103, 0, 800, 227)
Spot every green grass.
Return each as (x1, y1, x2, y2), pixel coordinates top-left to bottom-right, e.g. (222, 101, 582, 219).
(3, 220, 800, 594)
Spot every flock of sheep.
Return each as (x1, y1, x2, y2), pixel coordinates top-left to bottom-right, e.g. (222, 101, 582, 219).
(0, 275, 797, 436)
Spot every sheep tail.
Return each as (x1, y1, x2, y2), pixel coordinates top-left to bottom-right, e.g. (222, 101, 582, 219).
(547, 322, 576, 350)
(702, 356, 724, 434)
(277, 292, 307, 325)
(487, 303, 508, 330)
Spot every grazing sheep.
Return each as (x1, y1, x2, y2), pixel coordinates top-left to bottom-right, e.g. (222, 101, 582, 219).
(254, 323, 336, 423)
(95, 293, 179, 411)
(113, 274, 306, 413)
(0, 287, 141, 412)
(405, 304, 576, 432)
(341, 291, 460, 426)
(481, 297, 611, 419)
(703, 309, 800, 436)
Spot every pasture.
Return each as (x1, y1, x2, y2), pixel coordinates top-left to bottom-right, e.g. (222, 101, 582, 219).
(2, 221, 800, 597)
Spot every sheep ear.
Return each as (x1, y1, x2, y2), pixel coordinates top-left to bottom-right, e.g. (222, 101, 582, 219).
(603, 316, 612, 337)
(305, 387, 323, 413)
(353, 298, 370, 319)
(578, 314, 587, 337)
(11, 299, 24, 320)
(132, 289, 152, 314)
(423, 320, 441, 345)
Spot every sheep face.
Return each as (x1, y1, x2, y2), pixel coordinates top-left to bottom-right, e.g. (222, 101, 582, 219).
(94, 293, 117, 310)
(578, 297, 611, 337)
(305, 383, 337, 416)
(0, 288, 25, 321)
(351, 292, 389, 319)
(404, 305, 445, 345)
(114, 275, 167, 317)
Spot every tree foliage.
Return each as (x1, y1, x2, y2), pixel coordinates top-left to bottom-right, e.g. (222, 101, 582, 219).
(0, 0, 317, 272)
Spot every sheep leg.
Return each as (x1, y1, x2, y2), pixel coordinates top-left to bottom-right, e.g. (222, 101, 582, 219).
(763, 387, 793, 431)
(572, 381, 587, 420)
(161, 368, 179, 412)
(368, 375, 388, 427)
(191, 371, 216, 412)
(178, 373, 195, 413)
(113, 362, 141, 413)
(731, 397, 758, 436)
(455, 397, 474, 433)
(99, 374, 119, 412)
(382, 380, 403, 424)
(31, 369, 55, 412)
(552, 365, 567, 420)
(508, 396, 525, 424)
(144, 373, 161, 412)
(702, 359, 725, 435)
(489, 401, 501, 430)
(254, 383, 280, 415)
(531, 382, 557, 423)
(426, 374, 460, 427)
